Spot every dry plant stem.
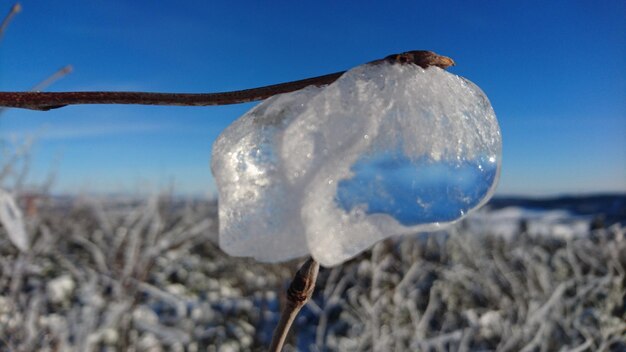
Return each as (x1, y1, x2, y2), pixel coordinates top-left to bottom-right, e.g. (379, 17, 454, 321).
(30, 65, 73, 92)
(0, 50, 454, 111)
(0, 2, 21, 39)
(269, 258, 320, 352)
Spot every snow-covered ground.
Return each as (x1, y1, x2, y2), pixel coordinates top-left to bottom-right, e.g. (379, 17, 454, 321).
(0, 195, 624, 351)
(466, 206, 593, 240)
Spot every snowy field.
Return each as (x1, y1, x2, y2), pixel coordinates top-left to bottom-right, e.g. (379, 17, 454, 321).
(0, 195, 624, 351)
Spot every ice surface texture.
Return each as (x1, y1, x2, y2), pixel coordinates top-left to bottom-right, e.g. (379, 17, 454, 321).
(211, 62, 501, 267)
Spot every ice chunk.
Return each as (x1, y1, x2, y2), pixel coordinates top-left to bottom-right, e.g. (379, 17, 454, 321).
(212, 86, 325, 262)
(211, 62, 501, 266)
(0, 188, 29, 252)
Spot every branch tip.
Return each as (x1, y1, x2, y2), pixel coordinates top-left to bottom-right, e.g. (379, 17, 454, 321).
(269, 257, 320, 351)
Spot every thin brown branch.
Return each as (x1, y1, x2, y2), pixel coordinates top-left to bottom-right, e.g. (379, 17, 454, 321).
(0, 71, 345, 111)
(0, 2, 21, 39)
(0, 50, 455, 111)
(269, 258, 320, 352)
(0, 65, 74, 117)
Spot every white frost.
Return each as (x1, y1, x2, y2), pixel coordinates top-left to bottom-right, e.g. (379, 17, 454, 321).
(47, 275, 76, 304)
(0, 188, 29, 252)
(212, 62, 501, 266)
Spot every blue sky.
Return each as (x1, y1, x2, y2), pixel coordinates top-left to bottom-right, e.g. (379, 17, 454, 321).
(0, 0, 624, 197)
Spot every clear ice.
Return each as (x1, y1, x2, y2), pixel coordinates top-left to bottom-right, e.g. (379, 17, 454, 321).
(211, 62, 501, 267)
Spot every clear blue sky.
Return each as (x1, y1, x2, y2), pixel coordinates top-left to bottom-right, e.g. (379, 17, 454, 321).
(1, 0, 624, 197)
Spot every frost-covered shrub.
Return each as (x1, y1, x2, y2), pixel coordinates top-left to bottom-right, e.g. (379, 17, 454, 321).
(0, 199, 623, 351)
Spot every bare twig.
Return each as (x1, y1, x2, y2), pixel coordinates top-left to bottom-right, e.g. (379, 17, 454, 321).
(0, 2, 20, 40)
(269, 257, 320, 352)
(0, 65, 73, 116)
(0, 51, 455, 111)
(30, 65, 74, 92)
